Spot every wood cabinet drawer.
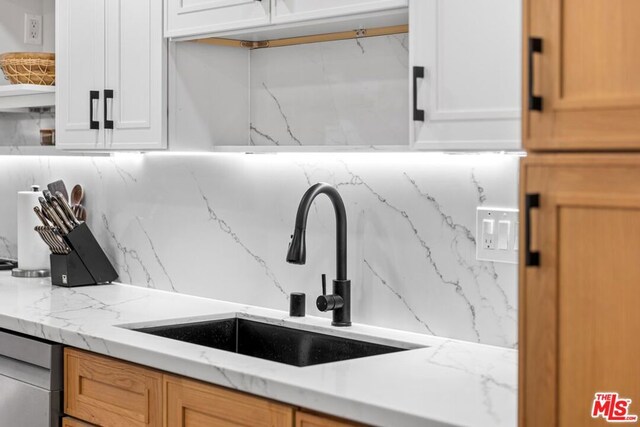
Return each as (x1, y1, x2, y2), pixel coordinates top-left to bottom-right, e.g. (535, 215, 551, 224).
(63, 416, 97, 427)
(64, 348, 162, 427)
(296, 411, 364, 427)
(163, 374, 294, 427)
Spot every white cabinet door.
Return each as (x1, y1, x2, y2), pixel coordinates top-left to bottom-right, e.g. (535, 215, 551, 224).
(105, 0, 166, 150)
(55, 0, 105, 149)
(271, 0, 407, 24)
(410, 0, 521, 150)
(165, 0, 270, 38)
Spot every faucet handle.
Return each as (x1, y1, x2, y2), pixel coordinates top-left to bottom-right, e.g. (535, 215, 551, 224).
(317, 274, 344, 312)
(317, 293, 344, 312)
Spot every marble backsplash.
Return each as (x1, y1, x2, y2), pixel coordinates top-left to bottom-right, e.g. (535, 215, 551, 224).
(0, 111, 55, 146)
(0, 152, 520, 348)
(248, 34, 408, 147)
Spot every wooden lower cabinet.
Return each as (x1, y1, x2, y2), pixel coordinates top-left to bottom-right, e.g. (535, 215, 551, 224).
(164, 374, 293, 427)
(62, 417, 97, 427)
(520, 154, 640, 426)
(64, 348, 365, 427)
(296, 411, 362, 427)
(64, 348, 163, 427)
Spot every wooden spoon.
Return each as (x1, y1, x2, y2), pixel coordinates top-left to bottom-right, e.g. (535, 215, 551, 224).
(70, 185, 86, 222)
(71, 184, 84, 205)
(72, 205, 87, 222)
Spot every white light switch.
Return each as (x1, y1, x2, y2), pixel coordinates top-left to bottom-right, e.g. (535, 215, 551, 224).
(477, 207, 518, 263)
(497, 220, 510, 250)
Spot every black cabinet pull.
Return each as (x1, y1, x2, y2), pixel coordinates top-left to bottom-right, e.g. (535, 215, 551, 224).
(528, 37, 543, 111)
(104, 89, 114, 130)
(525, 193, 540, 266)
(413, 66, 425, 122)
(89, 91, 100, 130)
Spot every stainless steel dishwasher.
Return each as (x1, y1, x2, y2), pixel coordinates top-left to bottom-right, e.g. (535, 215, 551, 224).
(0, 328, 63, 427)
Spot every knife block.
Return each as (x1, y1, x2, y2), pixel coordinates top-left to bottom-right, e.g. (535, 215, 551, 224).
(50, 252, 94, 287)
(50, 223, 118, 287)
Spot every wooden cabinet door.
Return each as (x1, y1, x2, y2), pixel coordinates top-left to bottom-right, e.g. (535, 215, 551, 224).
(164, 0, 270, 38)
(271, 0, 406, 25)
(410, 0, 521, 150)
(163, 375, 294, 427)
(524, 0, 640, 151)
(295, 411, 363, 427)
(55, 0, 105, 149)
(520, 154, 640, 427)
(64, 348, 163, 427)
(104, 0, 166, 150)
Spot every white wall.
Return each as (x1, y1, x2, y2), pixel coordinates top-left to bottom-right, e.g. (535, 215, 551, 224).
(42, 0, 55, 52)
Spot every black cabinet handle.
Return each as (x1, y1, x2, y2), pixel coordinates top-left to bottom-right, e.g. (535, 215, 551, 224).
(89, 91, 100, 130)
(104, 89, 114, 130)
(413, 66, 425, 122)
(528, 37, 543, 111)
(525, 193, 540, 266)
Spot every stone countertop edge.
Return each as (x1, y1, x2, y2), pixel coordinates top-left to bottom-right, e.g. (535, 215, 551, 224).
(0, 272, 517, 427)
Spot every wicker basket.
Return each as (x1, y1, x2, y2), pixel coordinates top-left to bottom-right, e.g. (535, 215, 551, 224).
(0, 52, 55, 85)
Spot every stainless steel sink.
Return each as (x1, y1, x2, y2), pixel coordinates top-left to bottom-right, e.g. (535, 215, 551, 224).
(131, 317, 413, 367)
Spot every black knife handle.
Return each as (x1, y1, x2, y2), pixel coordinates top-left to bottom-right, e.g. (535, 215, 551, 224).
(525, 193, 540, 266)
(90, 91, 100, 130)
(413, 66, 425, 122)
(528, 37, 543, 111)
(104, 89, 114, 129)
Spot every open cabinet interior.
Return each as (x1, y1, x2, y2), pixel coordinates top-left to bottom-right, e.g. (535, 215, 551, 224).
(169, 27, 409, 150)
(0, 0, 56, 151)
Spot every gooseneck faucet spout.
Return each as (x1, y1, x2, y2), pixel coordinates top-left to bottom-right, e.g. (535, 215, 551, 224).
(286, 183, 351, 326)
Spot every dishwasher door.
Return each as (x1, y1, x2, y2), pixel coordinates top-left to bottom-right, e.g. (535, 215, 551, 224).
(0, 329, 63, 427)
(0, 372, 58, 427)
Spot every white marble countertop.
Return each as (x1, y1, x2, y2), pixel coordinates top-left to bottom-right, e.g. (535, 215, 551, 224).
(0, 272, 517, 426)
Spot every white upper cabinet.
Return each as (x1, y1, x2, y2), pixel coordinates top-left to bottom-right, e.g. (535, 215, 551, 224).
(165, 0, 270, 39)
(410, 0, 521, 150)
(56, 0, 166, 150)
(271, 0, 407, 25)
(105, 0, 165, 150)
(55, 0, 105, 149)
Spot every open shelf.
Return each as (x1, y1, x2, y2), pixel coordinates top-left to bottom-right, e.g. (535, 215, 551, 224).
(0, 84, 55, 112)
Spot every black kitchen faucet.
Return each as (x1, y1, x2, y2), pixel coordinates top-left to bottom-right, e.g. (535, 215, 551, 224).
(286, 183, 351, 327)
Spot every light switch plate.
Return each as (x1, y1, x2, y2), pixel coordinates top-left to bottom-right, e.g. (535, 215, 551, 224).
(476, 207, 518, 264)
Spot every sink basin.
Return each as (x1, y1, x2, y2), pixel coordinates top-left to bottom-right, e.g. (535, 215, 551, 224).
(132, 317, 410, 367)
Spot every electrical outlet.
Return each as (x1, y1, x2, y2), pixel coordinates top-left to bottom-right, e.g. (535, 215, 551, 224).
(476, 207, 518, 264)
(24, 14, 43, 45)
